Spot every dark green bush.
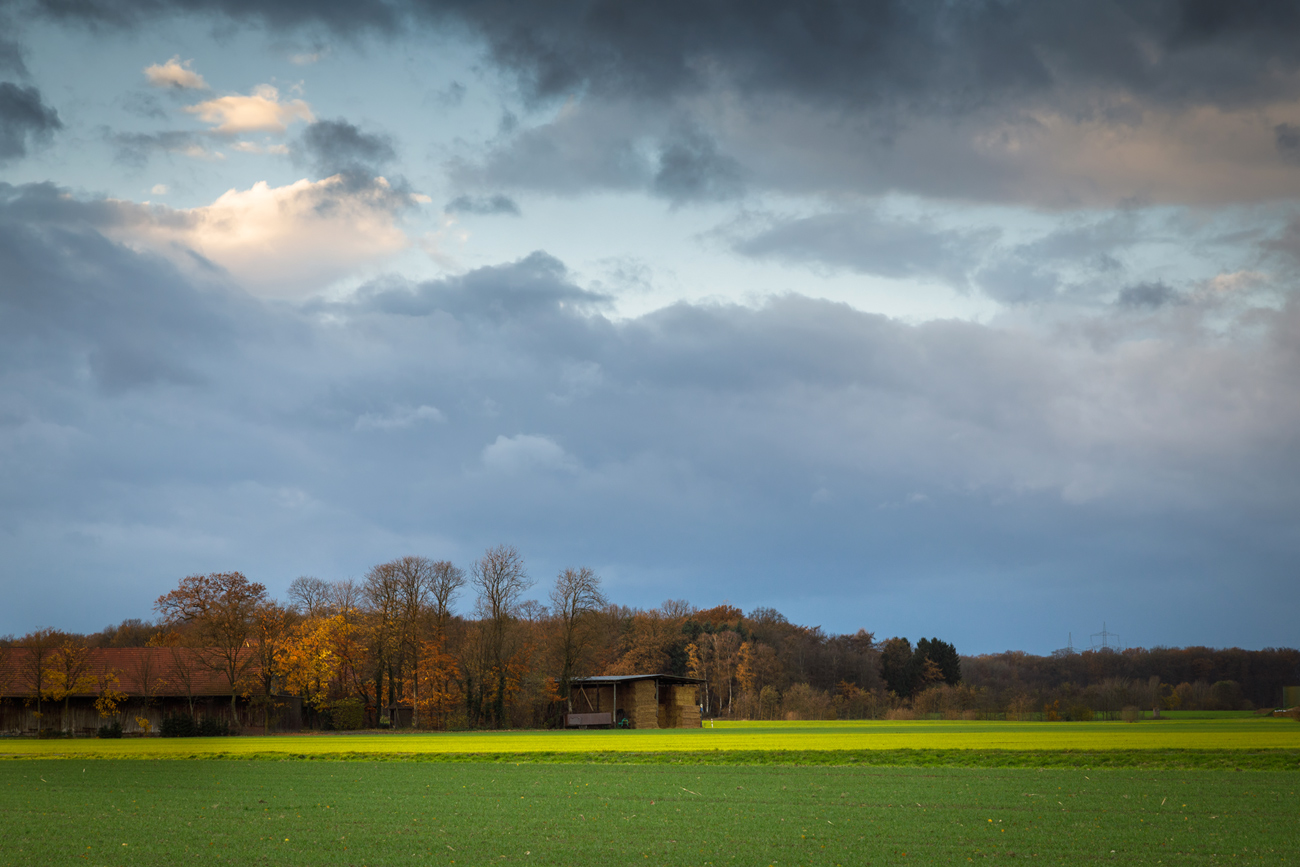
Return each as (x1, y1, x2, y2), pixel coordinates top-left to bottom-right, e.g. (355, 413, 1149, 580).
(160, 715, 196, 737)
(97, 720, 123, 738)
(196, 717, 230, 737)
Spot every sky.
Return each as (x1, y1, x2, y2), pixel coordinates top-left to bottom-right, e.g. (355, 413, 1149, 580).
(1, 0, 1298, 655)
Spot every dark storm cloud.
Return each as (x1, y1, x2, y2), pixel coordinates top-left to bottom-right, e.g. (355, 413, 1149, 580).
(24, 0, 1300, 112)
(450, 108, 746, 204)
(651, 127, 744, 205)
(0, 81, 61, 162)
(1274, 123, 1300, 163)
(732, 210, 994, 286)
(1117, 281, 1179, 309)
(0, 183, 243, 391)
(449, 104, 650, 195)
(22, 0, 402, 33)
(0, 35, 26, 76)
(389, 0, 1300, 115)
(444, 193, 520, 216)
(298, 118, 396, 177)
(22, 0, 1300, 204)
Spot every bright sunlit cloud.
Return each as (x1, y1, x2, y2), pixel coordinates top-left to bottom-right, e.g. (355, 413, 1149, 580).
(185, 84, 314, 134)
(103, 175, 417, 296)
(143, 55, 209, 90)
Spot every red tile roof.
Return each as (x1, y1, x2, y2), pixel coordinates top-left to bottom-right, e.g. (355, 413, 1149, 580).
(0, 647, 256, 698)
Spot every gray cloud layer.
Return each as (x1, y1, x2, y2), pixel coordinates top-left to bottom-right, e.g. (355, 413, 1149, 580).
(731, 210, 995, 288)
(2, 183, 1297, 649)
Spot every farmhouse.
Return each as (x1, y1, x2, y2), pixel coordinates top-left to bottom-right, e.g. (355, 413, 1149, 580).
(565, 674, 702, 729)
(0, 647, 299, 735)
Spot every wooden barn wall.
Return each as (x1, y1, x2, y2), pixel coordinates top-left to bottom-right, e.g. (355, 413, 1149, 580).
(0, 696, 302, 735)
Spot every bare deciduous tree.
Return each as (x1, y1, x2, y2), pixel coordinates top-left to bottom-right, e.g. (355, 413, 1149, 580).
(429, 560, 465, 640)
(287, 576, 333, 617)
(363, 560, 404, 723)
(471, 544, 532, 727)
(550, 567, 607, 704)
(330, 579, 362, 620)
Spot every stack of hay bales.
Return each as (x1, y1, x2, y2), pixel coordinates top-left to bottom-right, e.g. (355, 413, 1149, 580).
(631, 680, 659, 729)
(674, 684, 701, 728)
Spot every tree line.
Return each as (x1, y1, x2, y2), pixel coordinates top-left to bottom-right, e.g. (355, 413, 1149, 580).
(2, 548, 1295, 732)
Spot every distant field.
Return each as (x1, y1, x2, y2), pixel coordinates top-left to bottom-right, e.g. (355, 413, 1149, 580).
(2, 717, 1297, 762)
(2, 759, 1296, 866)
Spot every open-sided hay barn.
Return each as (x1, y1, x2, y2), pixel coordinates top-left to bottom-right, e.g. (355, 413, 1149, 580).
(566, 674, 702, 729)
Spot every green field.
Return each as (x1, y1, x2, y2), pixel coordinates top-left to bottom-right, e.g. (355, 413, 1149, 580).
(4, 717, 1298, 761)
(2, 759, 1295, 865)
(2, 719, 1296, 865)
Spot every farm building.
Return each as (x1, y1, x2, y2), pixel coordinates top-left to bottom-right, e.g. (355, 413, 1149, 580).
(566, 674, 702, 729)
(0, 647, 300, 735)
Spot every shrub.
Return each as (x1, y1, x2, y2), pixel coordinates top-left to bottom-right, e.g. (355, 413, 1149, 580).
(36, 728, 68, 739)
(782, 683, 835, 721)
(160, 715, 196, 737)
(329, 698, 365, 731)
(1121, 706, 1140, 723)
(97, 720, 123, 739)
(196, 717, 230, 737)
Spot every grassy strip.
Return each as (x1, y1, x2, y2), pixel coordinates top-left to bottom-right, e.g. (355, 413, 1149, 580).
(7, 747, 1299, 769)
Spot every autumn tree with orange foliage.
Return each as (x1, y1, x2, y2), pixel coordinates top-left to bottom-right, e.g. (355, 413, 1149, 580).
(47, 637, 98, 732)
(408, 640, 461, 729)
(18, 627, 61, 733)
(614, 606, 687, 676)
(248, 601, 293, 731)
(155, 571, 268, 721)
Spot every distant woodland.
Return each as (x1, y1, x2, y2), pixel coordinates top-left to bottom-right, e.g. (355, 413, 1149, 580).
(3, 550, 1297, 732)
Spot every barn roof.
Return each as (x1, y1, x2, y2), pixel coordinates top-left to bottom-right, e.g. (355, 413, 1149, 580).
(571, 674, 703, 686)
(0, 647, 252, 698)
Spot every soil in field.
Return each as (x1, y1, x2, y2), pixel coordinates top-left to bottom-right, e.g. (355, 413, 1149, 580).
(0, 760, 1295, 866)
